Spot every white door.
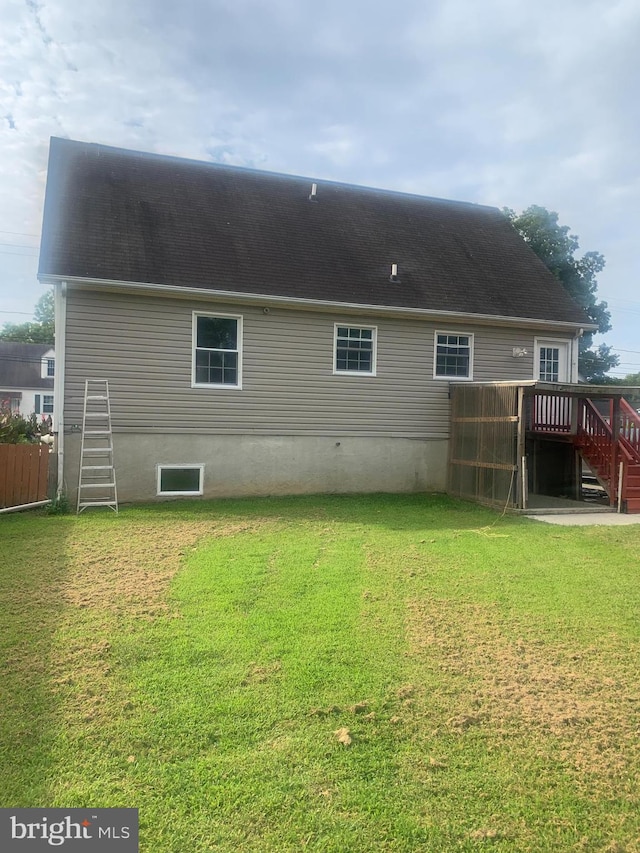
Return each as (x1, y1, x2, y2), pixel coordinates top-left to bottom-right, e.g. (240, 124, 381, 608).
(535, 339, 571, 383)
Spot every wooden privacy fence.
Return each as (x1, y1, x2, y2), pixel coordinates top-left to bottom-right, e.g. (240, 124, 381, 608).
(448, 383, 522, 509)
(0, 444, 50, 509)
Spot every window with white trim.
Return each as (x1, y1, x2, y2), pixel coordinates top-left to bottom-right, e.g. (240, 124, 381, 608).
(157, 465, 204, 496)
(539, 347, 560, 382)
(193, 313, 242, 388)
(40, 354, 55, 378)
(434, 332, 473, 379)
(334, 325, 377, 375)
(34, 394, 54, 415)
(535, 338, 570, 382)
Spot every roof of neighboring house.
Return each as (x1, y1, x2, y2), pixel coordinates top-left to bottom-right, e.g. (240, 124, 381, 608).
(0, 343, 54, 390)
(39, 137, 591, 326)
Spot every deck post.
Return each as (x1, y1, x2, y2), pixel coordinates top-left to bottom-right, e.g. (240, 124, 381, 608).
(517, 386, 526, 509)
(610, 397, 620, 506)
(570, 395, 579, 435)
(574, 448, 582, 501)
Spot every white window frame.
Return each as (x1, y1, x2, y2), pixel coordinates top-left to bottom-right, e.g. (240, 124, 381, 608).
(40, 352, 55, 378)
(534, 337, 572, 383)
(192, 312, 243, 390)
(156, 464, 205, 496)
(333, 324, 378, 376)
(34, 393, 52, 414)
(433, 331, 474, 380)
(42, 394, 54, 414)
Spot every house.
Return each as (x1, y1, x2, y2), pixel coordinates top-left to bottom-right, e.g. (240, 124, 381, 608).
(0, 342, 55, 426)
(37, 137, 640, 510)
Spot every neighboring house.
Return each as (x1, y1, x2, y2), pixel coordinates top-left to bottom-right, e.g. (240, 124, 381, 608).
(38, 137, 598, 505)
(0, 342, 55, 426)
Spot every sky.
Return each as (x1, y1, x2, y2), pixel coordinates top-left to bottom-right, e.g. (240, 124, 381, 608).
(1, 0, 639, 376)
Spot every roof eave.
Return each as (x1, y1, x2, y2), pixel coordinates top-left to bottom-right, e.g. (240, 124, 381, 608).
(38, 274, 597, 333)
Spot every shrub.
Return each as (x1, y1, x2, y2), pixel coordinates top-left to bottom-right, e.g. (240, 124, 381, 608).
(45, 493, 71, 515)
(0, 409, 42, 444)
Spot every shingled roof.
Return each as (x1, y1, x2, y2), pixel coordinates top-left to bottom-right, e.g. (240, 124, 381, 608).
(0, 343, 54, 391)
(39, 137, 590, 326)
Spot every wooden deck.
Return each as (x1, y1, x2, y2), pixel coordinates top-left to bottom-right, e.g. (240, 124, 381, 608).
(448, 381, 640, 513)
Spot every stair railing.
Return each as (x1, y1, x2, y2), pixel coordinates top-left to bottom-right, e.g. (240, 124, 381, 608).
(577, 399, 614, 481)
(619, 399, 640, 463)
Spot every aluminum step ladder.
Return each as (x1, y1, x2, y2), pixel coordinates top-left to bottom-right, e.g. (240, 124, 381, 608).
(77, 379, 118, 513)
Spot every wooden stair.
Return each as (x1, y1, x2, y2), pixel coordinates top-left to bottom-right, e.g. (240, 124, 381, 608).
(620, 447, 640, 513)
(575, 398, 640, 513)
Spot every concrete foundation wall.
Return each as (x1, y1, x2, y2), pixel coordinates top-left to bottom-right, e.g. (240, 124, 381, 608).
(64, 432, 448, 504)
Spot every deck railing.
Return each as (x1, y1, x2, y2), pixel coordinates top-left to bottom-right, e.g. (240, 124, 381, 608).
(531, 394, 572, 433)
(619, 398, 640, 462)
(522, 390, 640, 510)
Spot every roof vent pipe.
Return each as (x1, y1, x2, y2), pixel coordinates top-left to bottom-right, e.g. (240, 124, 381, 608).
(308, 182, 318, 201)
(389, 263, 400, 283)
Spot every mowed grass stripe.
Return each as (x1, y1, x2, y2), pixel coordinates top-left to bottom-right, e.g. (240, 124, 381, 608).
(1, 495, 638, 852)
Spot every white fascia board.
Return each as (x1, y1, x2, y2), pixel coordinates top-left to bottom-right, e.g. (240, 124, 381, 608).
(38, 274, 598, 333)
(53, 281, 67, 498)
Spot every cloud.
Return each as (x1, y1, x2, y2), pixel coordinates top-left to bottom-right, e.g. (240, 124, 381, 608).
(0, 0, 638, 358)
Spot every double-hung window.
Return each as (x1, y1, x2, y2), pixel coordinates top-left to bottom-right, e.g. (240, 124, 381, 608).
(192, 313, 242, 388)
(434, 332, 473, 379)
(334, 325, 377, 375)
(34, 394, 54, 415)
(41, 355, 55, 378)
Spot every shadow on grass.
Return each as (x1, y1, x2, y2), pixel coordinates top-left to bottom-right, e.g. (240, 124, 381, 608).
(124, 491, 516, 533)
(0, 513, 75, 806)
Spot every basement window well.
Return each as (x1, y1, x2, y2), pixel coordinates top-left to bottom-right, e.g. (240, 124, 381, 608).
(157, 465, 204, 496)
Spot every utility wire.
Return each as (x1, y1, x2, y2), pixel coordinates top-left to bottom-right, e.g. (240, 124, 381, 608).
(0, 356, 54, 364)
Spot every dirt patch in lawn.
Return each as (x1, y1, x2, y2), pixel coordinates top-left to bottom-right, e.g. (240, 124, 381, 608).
(49, 518, 266, 725)
(62, 520, 261, 617)
(406, 599, 640, 784)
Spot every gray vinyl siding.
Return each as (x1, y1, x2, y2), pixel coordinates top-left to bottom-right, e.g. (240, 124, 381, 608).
(63, 287, 567, 438)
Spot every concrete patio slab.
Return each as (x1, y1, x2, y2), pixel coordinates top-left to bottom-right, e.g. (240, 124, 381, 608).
(524, 512, 640, 526)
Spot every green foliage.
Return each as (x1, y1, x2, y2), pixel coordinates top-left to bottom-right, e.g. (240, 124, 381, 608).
(0, 290, 55, 344)
(504, 206, 619, 383)
(608, 371, 640, 386)
(45, 493, 71, 515)
(580, 343, 620, 385)
(0, 409, 41, 444)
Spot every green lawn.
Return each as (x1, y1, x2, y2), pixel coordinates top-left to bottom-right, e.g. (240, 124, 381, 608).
(1, 494, 639, 852)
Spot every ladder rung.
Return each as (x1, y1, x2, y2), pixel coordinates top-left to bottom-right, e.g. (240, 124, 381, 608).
(86, 395, 108, 400)
(82, 446, 113, 452)
(80, 482, 116, 489)
(84, 430, 111, 435)
(85, 413, 110, 418)
(79, 501, 118, 508)
(81, 465, 113, 471)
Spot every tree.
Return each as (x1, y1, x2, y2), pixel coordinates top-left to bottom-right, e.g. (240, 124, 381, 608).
(503, 206, 618, 383)
(0, 290, 54, 344)
(616, 372, 640, 385)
